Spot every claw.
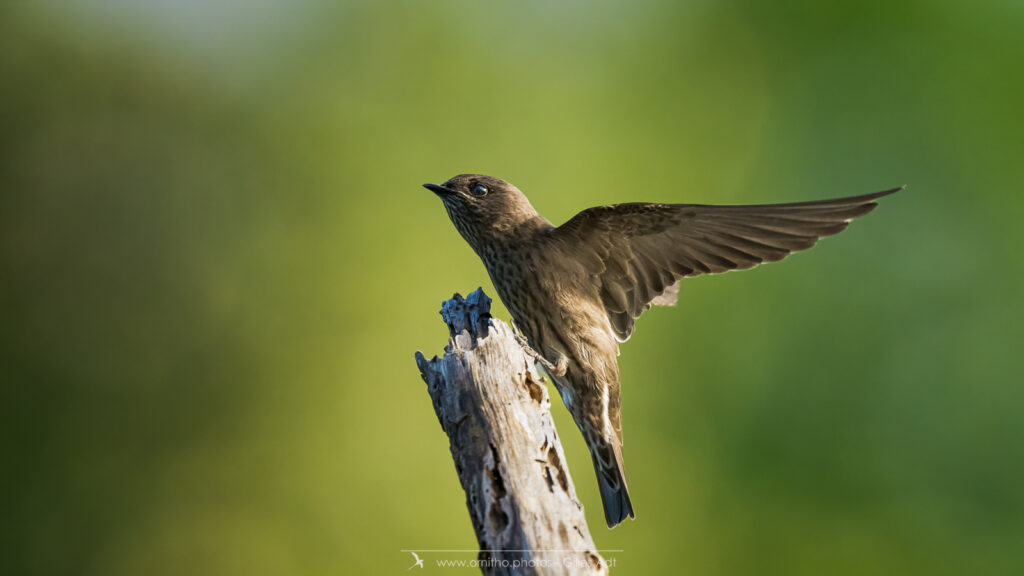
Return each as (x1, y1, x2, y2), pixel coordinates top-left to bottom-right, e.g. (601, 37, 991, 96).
(513, 332, 560, 374)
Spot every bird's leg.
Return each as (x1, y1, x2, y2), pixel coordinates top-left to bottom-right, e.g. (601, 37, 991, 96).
(552, 355, 568, 377)
(511, 326, 566, 376)
(514, 331, 554, 370)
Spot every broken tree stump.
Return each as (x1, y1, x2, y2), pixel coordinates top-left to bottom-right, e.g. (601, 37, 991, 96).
(415, 288, 607, 576)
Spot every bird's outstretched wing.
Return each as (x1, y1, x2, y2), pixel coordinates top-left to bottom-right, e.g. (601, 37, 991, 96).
(553, 188, 900, 341)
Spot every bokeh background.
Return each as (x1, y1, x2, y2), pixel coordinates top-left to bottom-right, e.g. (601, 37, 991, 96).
(2, 1, 1022, 574)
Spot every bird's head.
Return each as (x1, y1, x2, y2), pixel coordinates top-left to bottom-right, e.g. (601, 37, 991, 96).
(424, 174, 544, 247)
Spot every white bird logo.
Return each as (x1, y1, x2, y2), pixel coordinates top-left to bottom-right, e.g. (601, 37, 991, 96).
(407, 551, 424, 570)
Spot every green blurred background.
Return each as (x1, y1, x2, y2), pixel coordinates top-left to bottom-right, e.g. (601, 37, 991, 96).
(2, 1, 1022, 574)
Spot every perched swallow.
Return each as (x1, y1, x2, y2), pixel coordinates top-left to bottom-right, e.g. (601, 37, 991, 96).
(425, 175, 898, 527)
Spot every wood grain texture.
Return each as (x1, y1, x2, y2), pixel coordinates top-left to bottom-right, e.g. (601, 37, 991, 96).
(415, 288, 607, 576)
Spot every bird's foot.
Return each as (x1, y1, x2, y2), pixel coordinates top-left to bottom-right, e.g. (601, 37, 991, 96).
(513, 332, 564, 376)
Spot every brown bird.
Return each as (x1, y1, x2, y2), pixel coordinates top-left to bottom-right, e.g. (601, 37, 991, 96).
(424, 175, 899, 528)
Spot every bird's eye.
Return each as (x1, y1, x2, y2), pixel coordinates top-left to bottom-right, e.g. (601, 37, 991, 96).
(471, 184, 488, 197)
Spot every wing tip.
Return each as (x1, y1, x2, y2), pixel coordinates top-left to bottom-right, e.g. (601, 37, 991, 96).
(841, 185, 903, 205)
(846, 185, 902, 218)
(872, 185, 905, 199)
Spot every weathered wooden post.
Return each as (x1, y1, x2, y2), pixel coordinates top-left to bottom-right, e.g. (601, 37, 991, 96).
(415, 288, 607, 576)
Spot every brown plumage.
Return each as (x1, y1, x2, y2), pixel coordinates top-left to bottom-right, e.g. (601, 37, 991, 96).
(425, 174, 899, 528)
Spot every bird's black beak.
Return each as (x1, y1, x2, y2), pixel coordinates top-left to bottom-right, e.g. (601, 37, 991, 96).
(424, 183, 454, 198)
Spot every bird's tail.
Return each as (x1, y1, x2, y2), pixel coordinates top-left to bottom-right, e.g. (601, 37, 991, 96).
(588, 436, 634, 528)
